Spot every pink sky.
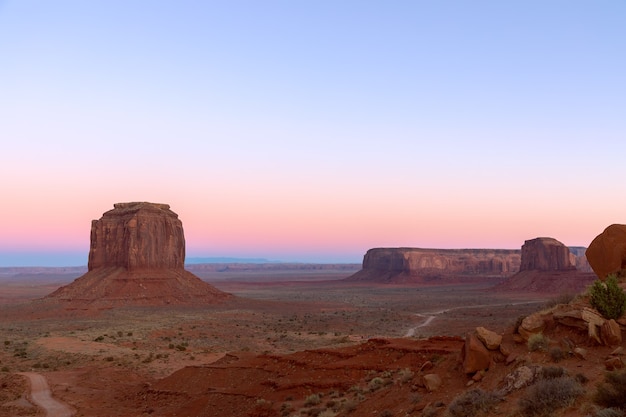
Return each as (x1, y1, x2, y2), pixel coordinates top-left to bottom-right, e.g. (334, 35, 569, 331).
(1, 1, 624, 266)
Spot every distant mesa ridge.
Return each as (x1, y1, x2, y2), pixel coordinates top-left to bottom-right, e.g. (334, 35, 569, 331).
(47, 202, 231, 306)
(345, 247, 522, 284)
(346, 238, 593, 290)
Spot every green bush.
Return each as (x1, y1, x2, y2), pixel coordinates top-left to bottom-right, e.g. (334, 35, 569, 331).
(446, 389, 501, 417)
(518, 376, 583, 417)
(590, 274, 626, 320)
(527, 333, 549, 352)
(594, 370, 626, 410)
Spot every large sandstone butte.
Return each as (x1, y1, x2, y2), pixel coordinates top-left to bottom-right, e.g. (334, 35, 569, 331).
(345, 248, 522, 283)
(519, 237, 576, 271)
(586, 224, 626, 279)
(495, 237, 595, 294)
(47, 202, 231, 306)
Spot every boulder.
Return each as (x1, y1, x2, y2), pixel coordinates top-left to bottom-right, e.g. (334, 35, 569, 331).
(496, 365, 542, 395)
(422, 374, 442, 392)
(586, 224, 626, 279)
(461, 334, 491, 374)
(601, 319, 622, 346)
(475, 327, 502, 350)
(520, 238, 575, 271)
(518, 313, 545, 340)
(582, 308, 606, 344)
(605, 357, 624, 371)
(573, 347, 587, 360)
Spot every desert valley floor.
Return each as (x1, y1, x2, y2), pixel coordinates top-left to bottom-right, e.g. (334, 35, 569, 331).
(0, 265, 617, 417)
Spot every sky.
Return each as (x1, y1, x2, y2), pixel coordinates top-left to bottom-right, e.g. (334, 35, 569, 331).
(1, 1, 625, 266)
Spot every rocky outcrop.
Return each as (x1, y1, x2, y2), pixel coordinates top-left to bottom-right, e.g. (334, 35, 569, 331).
(47, 202, 231, 307)
(494, 237, 595, 294)
(345, 248, 521, 283)
(88, 202, 185, 270)
(586, 224, 626, 279)
(520, 238, 575, 271)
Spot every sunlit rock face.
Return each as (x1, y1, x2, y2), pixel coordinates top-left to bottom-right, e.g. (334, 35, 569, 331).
(519, 237, 576, 272)
(586, 224, 626, 279)
(46, 202, 231, 306)
(88, 202, 185, 271)
(346, 248, 522, 283)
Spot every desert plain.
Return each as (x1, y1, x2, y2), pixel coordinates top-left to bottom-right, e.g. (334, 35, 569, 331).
(0, 263, 578, 417)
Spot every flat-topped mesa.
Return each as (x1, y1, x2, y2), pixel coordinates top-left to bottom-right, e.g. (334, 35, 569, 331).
(47, 202, 231, 307)
(88, 202, 185, 271)
(346, 248, 522, 283)
(519, 237, 576, 271)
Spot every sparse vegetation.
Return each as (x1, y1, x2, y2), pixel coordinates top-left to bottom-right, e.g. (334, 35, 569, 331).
(594, 370, 626, 410)
(446, 389, 501, 417)
(527, 333, 549, 352)
(305, 393, 321, 407)
(589, 274, 626, 320)
(518, 376, 583, 417)
(549, 346, 565, 363)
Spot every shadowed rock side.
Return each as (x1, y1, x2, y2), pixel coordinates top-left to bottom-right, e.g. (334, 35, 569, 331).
(46, 202, 231, 307)
(345, 248, 522, 283)
(495, 237, 595, 294)
(586, 224, 626, 279)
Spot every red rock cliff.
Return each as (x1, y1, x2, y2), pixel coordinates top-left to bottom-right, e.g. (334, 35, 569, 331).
(88, 202, 185, 271)
(346, 248, 521, 283)
(519, 237, 576, 271)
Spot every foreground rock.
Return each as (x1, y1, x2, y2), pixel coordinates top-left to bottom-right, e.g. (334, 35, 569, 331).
(47, 202, 231, 307)
(345, 248, 521, 283)
(586, 224, 626, 279)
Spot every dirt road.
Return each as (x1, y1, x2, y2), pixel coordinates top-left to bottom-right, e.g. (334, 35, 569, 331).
(18, 372, 74, 417)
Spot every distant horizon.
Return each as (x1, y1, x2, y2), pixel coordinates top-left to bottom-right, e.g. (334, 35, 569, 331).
(0, 238, 591, 267)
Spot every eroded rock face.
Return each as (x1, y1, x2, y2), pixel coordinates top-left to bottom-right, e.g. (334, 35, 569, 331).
(520, 238, 575, 271)
(346, 248, 521, 283)
(88, 202, 185, 271)
(586, 224, 626, 279)
(47, 202, 231, 306)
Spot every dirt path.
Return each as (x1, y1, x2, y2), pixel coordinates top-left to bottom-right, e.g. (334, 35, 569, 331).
(18, 372, 74, 417)
(404, 300, 545, 337)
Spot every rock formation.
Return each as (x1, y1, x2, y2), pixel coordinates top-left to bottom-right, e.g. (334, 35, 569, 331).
(519, 238, 575, 271)
(494, 237, 596, 294)
(345, 248, 521, 283)
(586, 224, 626, 279)
(47, 202, 231, 307)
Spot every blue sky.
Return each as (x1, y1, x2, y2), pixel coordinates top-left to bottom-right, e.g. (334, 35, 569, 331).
(1, 1, 625, 266)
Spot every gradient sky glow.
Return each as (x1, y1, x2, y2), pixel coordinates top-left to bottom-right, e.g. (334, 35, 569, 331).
(1, 1, 625, 266)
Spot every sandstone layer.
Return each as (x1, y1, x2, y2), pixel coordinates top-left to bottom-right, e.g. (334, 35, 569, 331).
(47, 202, 230, 307)
(495, 237, 595, 294)
(345, 248, 521, 283)
(586, 224, 626, 279)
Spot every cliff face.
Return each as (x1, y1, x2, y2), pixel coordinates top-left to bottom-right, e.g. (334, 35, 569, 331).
(346, 248, 521, 283)
(88, 202, 185, 271)
(519, 238, 575, 271)
(47, 202, 231, 306)
(494, 237, 595, 294)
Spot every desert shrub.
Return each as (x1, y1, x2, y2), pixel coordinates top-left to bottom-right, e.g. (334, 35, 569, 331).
(595, 408, 624, 417)
(318, 409, 337, 417)
(380, 410, 393, 417)
(594, 370, 626, 410)
(549, 347, 566, 363)
(589, 274, 626, 320)
(544, 293, 576, 309)
(446, 389, 501, 417)
(527, 333, 549, 352)
(368, 377, 384, 391)
(518, 376, 583, 417)
(541, 366, 567, 380)
(397, 368, 414, 384)
(575, 373, 589, 385)
(305, 394, 321, 407)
